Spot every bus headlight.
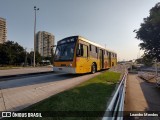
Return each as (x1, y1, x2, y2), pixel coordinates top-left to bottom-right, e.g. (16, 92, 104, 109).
(69, 63, 72, 67)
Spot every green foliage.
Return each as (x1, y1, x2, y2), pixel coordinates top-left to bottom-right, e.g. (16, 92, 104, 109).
(0, 41, 44, 66)
(50, 48, 54, 64)
(136, 54, 153, 66)
(142, 54, 154, 66)
(0, 41, 25, 65)
(0, 43, 9, 64)
(134, 2, 160, 61)
(28, 51, 42, 65)
(35, 51, 42, 64)
(27, 51, 33, 65)
(135, 58, 143, 64)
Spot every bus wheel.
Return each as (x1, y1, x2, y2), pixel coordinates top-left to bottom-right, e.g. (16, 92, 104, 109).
(91, 64, 96, 74)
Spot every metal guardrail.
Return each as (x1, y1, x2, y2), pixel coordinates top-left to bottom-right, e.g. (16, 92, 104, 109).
(102, 72, 127, 120)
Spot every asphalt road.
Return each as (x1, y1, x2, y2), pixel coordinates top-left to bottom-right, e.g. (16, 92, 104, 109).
(0, 67, 52, 77)
(0, 72, 101, 111)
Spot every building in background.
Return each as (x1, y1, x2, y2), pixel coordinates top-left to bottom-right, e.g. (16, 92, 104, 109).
(36, 31, 54, 57)
(0, 17, 7, 44)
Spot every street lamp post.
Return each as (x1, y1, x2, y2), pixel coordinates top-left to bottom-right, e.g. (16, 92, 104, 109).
(33, 6, 39, 67)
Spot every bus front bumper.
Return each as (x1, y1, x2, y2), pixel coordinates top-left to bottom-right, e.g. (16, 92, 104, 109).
(53, 67, 76, 74)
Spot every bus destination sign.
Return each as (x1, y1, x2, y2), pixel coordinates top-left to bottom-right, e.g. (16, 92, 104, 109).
(58, 37, 76, 45)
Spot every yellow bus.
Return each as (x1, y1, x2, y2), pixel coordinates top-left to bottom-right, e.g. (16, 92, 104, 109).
(53, 36, 117, 74)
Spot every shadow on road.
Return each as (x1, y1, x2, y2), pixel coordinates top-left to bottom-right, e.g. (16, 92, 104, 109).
(139, 77, 160, 111)
(0, 70, 106, 90)
(0, 72, 94, 89)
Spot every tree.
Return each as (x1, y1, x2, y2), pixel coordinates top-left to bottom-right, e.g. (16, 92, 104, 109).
(0, 44, 9, 65)
(50, 46, 54, 64)
(35, 51, 42, 64)
(134, 2, 160, 61)
(28, 51, 42, 65)
(0, 41, 26, 65)
(136, 55, 153, 66)
(142, 54, 153, 66)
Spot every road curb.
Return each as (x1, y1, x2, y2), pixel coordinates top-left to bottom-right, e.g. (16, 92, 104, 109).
(0, 71, 54, 79)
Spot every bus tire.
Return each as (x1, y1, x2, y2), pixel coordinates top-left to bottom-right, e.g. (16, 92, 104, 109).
(91, 63, 96, 74)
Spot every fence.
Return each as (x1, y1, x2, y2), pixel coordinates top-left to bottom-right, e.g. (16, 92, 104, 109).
(102, 72, 127, 120)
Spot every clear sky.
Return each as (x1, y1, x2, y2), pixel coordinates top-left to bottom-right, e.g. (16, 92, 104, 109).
(0, 0, 159, 61)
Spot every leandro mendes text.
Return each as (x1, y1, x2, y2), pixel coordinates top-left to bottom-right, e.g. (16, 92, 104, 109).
(130, 112, 158, 117)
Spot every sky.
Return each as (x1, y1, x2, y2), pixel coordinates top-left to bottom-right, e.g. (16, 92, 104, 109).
(0, 0, 159, 61)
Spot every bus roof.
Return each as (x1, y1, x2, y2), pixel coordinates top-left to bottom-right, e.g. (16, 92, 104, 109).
(77, 36, 117, 54)
(58, 35, 117, 54)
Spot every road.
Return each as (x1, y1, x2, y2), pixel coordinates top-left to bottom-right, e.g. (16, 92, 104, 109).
(0, 72, 101, 111)
(0, 67, 52, 77)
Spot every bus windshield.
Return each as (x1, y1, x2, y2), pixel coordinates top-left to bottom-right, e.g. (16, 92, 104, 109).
(54, 42, 76, 61)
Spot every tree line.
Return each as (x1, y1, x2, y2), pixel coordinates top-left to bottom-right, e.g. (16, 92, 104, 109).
(0, 41, 53, 66)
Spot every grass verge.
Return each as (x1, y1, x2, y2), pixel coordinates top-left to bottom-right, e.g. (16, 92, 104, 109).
(9, 71, 121, 120)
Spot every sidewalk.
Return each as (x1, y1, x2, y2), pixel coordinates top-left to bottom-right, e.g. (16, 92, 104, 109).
(124, 74, 160, 120)
(0, 66, 53, 78)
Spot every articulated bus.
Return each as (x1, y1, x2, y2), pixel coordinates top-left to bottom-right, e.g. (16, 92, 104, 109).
(53, 36, 117, 74)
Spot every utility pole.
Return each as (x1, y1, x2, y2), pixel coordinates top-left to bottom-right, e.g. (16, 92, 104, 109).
(33, 6, 39, 67)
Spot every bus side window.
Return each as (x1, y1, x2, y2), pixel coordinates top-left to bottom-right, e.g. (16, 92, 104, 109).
(76, 44, 88, 57)
(89, 45, 92, 51)
(77, 44, 82, 56)
(80, 44, 84, 56)
(96, 47, 98, 53)
(82, 45, 88, 57)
